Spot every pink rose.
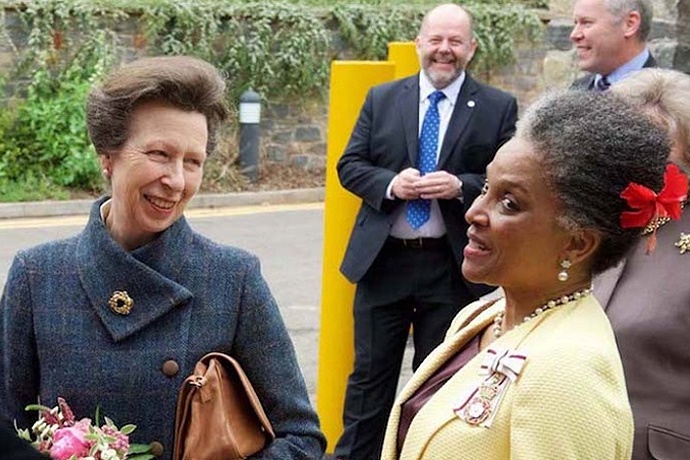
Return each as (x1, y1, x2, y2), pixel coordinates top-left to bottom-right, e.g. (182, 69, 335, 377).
(49, 423, 91, 460)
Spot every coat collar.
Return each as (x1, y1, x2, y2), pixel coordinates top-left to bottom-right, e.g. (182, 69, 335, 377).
(593, 259, 626, 310)
(399, 76, 421, 167)
(76, 197, 194, 342)
(594, 201, 687, 310)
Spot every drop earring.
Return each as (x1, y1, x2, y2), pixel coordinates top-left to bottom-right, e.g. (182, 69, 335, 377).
(558, 259, 571, 282)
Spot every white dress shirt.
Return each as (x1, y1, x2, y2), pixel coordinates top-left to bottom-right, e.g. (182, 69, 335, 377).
(388, 71, 466, 239)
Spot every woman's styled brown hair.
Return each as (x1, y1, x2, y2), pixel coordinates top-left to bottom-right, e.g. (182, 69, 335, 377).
(86, 55, 229, 157)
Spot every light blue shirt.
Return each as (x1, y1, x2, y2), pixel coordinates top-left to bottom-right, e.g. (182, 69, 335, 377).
(595, 48, 650, 88)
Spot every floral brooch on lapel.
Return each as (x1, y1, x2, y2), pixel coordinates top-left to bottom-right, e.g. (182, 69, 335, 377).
(675, 232, 690, 254)
(453, 348, 526, 427)
(108, 290, 133, 315)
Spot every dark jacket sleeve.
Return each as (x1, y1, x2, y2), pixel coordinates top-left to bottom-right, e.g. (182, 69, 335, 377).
(337, 87, 399, 213)
(0, 253, 39, 429)
(230, 256, 326, 459)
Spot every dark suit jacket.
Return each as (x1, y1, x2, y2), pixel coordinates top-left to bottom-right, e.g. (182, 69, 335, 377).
(337, 73, 517, 288)
(571, 53, 657, 90)
(594, 208, 690, 460)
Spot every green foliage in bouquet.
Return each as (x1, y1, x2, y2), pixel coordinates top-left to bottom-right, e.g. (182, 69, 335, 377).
(16, 398, 154, 460)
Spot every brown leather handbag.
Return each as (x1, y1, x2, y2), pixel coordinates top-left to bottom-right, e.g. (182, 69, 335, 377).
(173, 352, 275, 460)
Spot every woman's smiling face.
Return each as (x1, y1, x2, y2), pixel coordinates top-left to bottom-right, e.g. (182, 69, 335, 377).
(462, 137, 571, 291)
(101, 100, 208, 250)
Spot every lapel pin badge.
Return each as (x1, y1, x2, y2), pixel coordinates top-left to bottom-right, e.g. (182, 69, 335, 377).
(108, 290, 134, 315)
(467, 100, 476, 108)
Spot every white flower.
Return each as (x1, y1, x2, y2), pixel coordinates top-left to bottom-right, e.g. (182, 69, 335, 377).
(31, 419, 46, 432)
(100, 447, 120, 460)
(39, 424, 53, 440)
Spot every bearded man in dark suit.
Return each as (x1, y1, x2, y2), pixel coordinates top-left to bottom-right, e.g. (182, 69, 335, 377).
(570, 0, 656, 91)
(333, 4, 518, 459)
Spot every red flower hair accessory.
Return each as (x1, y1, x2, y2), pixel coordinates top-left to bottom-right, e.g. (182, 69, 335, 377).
(620, 163, 688, 253)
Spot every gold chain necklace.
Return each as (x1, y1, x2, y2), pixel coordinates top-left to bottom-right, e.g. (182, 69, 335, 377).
(492, 288, 593, 338)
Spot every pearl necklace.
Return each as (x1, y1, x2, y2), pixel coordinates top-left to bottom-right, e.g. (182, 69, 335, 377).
(492, 288, 593, 338)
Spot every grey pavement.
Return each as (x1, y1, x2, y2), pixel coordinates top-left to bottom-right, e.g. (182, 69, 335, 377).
(0, 188, 326, 219)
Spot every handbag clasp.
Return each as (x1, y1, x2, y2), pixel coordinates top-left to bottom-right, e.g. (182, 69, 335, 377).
(188, 376, 206, 388)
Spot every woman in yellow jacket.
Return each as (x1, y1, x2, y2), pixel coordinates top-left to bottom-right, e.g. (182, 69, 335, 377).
(381, 90, 687, 460)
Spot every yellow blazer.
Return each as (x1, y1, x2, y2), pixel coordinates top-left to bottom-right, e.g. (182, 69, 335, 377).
(381, 295, 633, 460)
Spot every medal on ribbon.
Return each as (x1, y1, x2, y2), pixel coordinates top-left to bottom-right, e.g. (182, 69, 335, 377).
(453, 348, 526, 428)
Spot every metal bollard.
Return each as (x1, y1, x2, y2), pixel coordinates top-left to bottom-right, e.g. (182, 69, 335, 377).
(239, 90, 261, 182)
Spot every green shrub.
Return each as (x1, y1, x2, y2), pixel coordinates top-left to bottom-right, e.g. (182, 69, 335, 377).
(331, 4, 422, 61)
(2, 71, 97, 187)
(0, 175, 71, 202)
(141, 1, 332, 101)
(0, 2, 119, 198)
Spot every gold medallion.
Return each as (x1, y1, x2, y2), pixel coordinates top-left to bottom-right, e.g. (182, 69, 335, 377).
(463, 397, 492, 426)
(455, 349, 527, 428)
(108, 291, 133, 315)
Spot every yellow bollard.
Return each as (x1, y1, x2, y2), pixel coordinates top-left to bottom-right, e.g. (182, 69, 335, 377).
(388, 42, 420, 79)
(317, 61, 396, 453)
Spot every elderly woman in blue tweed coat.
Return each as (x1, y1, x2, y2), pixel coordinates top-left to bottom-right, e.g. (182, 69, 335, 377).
(0, 56, 326, 460)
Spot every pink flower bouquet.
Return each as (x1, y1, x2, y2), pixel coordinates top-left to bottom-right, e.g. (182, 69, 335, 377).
(15, 397, 152, 460)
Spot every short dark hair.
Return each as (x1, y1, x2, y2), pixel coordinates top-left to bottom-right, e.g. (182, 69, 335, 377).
(517, 90, 670, 274)
(86, 55, 229, 157)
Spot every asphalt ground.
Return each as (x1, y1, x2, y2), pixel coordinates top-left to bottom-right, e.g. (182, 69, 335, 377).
(0, 188, 325, 220)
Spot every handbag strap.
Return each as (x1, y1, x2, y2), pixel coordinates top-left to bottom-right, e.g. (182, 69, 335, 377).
(198, 352, 276, 440)
(173, 372, 200, 460)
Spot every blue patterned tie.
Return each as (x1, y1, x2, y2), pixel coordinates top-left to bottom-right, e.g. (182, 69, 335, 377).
(407, 90, 445, 229)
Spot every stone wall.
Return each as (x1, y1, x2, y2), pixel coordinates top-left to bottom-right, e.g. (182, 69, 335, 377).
(488, 0, 685, 110)
(676, 0, 690, 73)
(261, 101, 328, 171)
(1, 1, 686, 171)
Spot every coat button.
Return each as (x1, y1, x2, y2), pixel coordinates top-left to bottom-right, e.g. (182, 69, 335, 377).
(162, 360, 179, 377)
(149, 441, 164, 457)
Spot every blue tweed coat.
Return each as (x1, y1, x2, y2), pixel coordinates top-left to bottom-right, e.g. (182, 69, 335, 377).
(0, 197, 326, 459)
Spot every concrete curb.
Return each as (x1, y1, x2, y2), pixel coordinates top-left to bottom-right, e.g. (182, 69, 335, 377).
(0, 187, 325, 219)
